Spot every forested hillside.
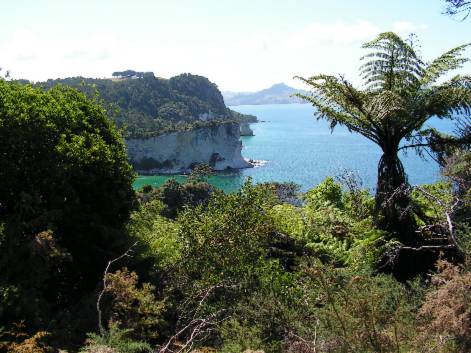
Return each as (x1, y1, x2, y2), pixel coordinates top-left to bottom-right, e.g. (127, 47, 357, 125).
(39, 72, 256, 138)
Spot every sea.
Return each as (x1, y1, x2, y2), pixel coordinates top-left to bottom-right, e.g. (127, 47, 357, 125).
(133, 103, 456, 193)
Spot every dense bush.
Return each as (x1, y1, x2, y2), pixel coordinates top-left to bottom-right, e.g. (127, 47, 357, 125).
(0, 81, 136, 347)
(269, 177, 385, 268)
(137, 179, 213, 219)
(178, 182, 274, 288)
(2, 70, 470, 353)
(84, 170, 471, 353)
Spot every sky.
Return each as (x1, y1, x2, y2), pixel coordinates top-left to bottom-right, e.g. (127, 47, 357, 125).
(1, 0, 470, 91)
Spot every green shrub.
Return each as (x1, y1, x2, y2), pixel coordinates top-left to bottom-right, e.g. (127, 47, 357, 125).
(0, 81, 136, 344)
(219, 319, 266, 353)
(178, 182, 273, 288)
(104, 268, 165, 341)
(81, 324, 151, 353)
(297, 263, 420, 353)
(128, 200, 181, 270)
(269, 177, 385, 269)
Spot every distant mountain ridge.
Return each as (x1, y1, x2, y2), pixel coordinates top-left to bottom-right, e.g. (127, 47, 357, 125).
(223, 83, 308, 106)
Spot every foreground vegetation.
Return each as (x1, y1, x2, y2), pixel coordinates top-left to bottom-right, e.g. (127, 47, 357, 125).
(2, 166, 471, 352)
(1, 30, 471, 353)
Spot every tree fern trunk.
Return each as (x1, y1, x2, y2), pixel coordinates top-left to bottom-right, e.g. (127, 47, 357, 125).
(375, 150, 417, 244)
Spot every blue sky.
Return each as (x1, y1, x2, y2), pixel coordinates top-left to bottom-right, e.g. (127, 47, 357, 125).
(1, 0, 470, 90)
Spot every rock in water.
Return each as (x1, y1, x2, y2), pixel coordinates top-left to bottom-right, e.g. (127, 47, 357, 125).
(240, 122, 254, 136)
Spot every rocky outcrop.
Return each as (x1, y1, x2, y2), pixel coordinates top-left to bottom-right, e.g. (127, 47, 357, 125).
(240, 122, 254, 136)
(126, 122, 252, 174)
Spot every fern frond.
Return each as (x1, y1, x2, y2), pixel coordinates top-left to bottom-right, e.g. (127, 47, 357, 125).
(420, 44, 471, 86)
(360, 32, 424, 92)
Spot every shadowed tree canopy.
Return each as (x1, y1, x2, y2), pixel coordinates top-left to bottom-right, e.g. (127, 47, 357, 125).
(0, 81, 136, 331)
(297, 32, 471, 244)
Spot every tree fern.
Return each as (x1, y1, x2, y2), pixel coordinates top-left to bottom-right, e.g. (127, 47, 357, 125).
(296, 32, 471, 243)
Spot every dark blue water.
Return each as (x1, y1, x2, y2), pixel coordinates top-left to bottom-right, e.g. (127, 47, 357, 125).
(135, 103, 455, 192)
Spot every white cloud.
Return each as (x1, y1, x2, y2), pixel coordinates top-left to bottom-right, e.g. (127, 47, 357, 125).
(392, 21, 428, 34)
(287, 20, 379, 48)
(0, 20, 430, 91)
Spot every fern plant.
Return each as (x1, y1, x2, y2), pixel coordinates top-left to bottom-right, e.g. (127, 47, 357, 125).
(297, 32, 471, 244)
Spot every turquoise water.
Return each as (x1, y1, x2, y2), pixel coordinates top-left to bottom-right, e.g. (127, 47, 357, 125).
(134, 104, 455, 192)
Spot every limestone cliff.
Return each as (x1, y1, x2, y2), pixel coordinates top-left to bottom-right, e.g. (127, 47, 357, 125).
(126, 122, 252, 174)
(240, 122, 254, 136)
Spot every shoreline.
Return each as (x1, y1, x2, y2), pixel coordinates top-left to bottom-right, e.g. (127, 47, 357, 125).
(134, 158, 268, 176)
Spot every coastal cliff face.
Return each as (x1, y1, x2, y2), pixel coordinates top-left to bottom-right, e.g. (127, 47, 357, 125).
(240, 122, 254, 136)
(126, 122, 252, 174)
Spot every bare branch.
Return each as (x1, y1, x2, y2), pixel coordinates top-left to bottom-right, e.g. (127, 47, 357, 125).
(96, 242, 137, 336)
(414, 186, 463, 253)
(157, 284, 229, 353)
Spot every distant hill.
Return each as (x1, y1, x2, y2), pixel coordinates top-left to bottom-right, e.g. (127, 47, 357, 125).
(36, 72, 256, 139)
(223, 83, 309, 106)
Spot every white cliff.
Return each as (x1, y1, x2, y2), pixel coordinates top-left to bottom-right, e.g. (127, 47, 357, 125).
(126, 122, 252, 174)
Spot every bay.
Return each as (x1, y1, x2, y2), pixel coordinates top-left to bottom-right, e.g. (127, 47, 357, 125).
(134, 103, 455, 192)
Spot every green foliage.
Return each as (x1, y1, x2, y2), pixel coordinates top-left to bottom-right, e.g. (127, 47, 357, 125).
(128, 200, 181, 269)
(304, 263, 421, 352)
(187, 164, 215, 184)
(4, 161, 469, 353)
(38, 73, 255, 139)
(269, 204, 305, 239)
(178, 181, 274, 287)
(411, 182, 453, 223)
(269, 177, 385, 268)
(0, 81, 135, 224)
(81, 323, 151, 353)
(0, 80, 136, 345)
(141, 179, 213, 219)
(2, 29, 470, 353)
(215, 259, 423, 353)
(305, 177, 343, 208)
(443, 150, 471, 254)
(218, 319, 266, 353)
(445, 150, 471, 205)
(216, 264, 302, 353)
(256, 182, 302, 206)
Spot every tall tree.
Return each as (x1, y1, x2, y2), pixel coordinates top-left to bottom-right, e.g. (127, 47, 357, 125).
(0, 81, 136, 338)
(297, 32, 471, 243)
